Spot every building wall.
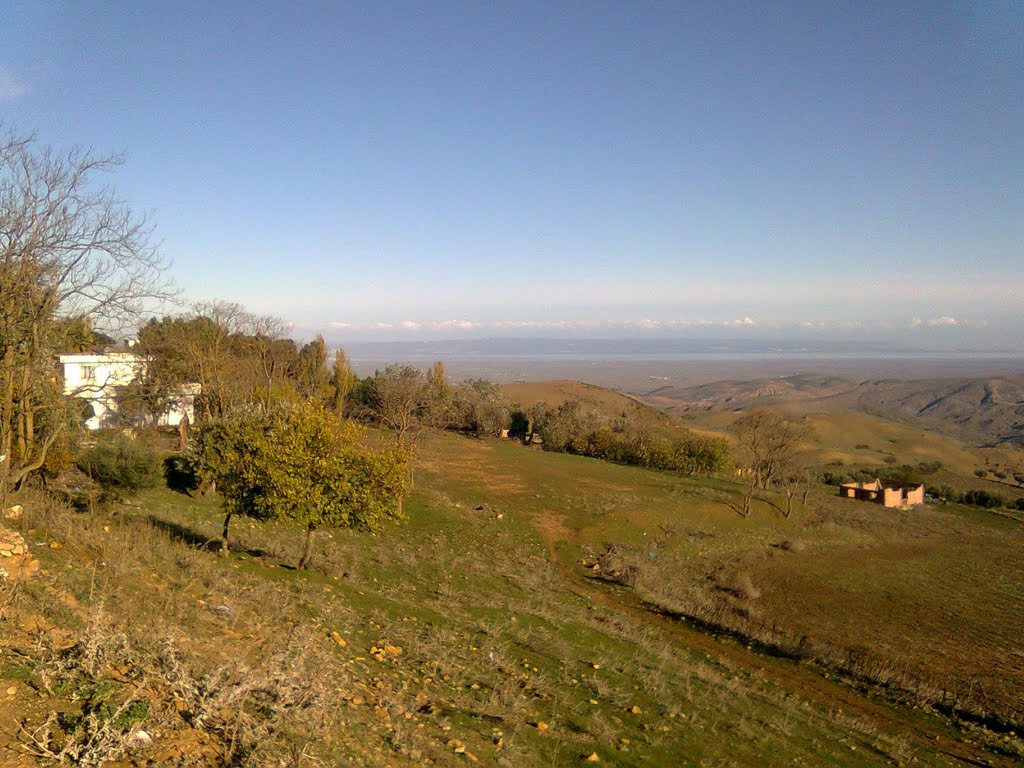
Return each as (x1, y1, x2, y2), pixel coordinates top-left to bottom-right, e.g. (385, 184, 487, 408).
(60, 354, 144, 430)
(59, 353, 198, 430)
(839, 479, 924, 508)
(905, 484, 924, 505)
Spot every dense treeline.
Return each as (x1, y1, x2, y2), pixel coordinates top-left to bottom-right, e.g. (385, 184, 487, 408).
(528, 398, 731, 475)
(120, 304, 341, 422)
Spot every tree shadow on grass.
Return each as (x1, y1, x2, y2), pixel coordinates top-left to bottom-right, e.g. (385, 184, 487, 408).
(146, 515, 271, 558)
(163, 455, 199, 497)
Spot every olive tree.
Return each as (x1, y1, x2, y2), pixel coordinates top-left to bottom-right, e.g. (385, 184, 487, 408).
(0, 127, 170, 496)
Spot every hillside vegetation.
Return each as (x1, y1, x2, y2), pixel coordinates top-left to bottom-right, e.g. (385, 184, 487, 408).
(3, 428, 1023, 767)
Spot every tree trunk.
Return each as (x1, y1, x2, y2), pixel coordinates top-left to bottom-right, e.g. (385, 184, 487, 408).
(785, 489, 794, 518)
(742, 480, 755, 518)
(221, 511, 232, 556)
(298, 525, 316, 570)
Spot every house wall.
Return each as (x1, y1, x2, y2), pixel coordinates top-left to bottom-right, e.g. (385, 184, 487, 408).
(839, 479, 924, 508)
(59, 353, 199, 430)
(60, 354, 144, 430)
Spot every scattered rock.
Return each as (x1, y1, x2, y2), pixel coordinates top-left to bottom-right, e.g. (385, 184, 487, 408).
(586, 753, 600, 762)
(48, 540, 62, 550)
(134, 729, 153, 745)
(628, 705, 642, 715)
(0, 525, 39, 582)
(534, 721, 549, 732)
(2, 504, 23, 521)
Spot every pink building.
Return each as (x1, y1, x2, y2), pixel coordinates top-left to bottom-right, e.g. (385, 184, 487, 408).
(839, 478, 924, 508)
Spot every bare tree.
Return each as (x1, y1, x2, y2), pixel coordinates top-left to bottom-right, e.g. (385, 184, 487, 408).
(363, 364, 428, 444)
(728, 409, 813, 490)
(134, 301, 293, 421)
(0, 127, 171, 495)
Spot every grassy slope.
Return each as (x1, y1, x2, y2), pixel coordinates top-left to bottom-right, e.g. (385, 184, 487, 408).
(416, 434, 1024, 725)
(2, 432, 1022, 766)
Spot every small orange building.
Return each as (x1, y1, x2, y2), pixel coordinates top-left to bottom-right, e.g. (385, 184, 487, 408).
(839, 478, 924, 508)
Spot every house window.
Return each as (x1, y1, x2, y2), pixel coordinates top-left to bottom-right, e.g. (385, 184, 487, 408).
(81, 365, 97, 382)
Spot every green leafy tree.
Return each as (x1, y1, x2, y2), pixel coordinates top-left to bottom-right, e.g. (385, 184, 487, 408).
(191, 401, 409, 568)
(133, 303, 297, 422)
(425, 361, 454, 428)
(329, 349, 357, 416)
(451, 379, 510, 437)
(295, 334, 330, 400)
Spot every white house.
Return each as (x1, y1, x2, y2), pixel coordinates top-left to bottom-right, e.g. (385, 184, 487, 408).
(59, 352, 199, 430)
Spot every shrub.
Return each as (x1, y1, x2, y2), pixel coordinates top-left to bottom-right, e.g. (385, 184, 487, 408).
(993, 470, 1008, 480)
(974, 469, 987, 478)
(928, 485, 962, 503)
(821, 471, 848, 486)
(75, 436, 162, 502)
(163, 453, 198, 494)
(962, 489, 1004, 509)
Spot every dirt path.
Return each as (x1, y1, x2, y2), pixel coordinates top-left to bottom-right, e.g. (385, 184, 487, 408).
(530, 508, 1016, 768)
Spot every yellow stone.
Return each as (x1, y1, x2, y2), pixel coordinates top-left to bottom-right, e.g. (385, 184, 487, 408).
(535, 721, 548, 732)
(586, 753, 600, 762)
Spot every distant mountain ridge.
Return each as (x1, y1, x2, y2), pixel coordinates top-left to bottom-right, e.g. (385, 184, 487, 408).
(642, 373, 1024, 447)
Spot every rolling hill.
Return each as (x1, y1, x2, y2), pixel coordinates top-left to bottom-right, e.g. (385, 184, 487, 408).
(643, 373, 1024, 448)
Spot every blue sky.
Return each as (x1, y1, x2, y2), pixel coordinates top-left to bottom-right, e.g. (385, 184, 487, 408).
(2, 2, 1022, 345)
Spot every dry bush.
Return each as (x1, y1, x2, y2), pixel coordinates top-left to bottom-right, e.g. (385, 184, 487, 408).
(596, 543, 639, 587)
(19, 607, 152, 767)
(157, 626, 339, 766)
(734, 574, 761, 601)
(19, 698, 149, 768)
